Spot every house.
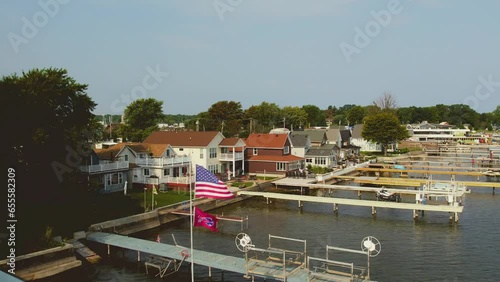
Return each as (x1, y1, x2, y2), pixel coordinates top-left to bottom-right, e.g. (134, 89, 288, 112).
(244, 133, 304, 175)
(292, 130, 328, 147)
(339, 129, 361, 159)
(406, 121, 471, 143)
(80, 142, 191, 192)
(143, 131, 245, 179)
(350, 124, 380, 152)
(80, 143, 130, 193)
(289, 134, 312, 158)
(304, 144, 339, 169)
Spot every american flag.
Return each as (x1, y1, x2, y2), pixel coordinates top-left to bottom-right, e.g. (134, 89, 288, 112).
(195, 165, 234, 199)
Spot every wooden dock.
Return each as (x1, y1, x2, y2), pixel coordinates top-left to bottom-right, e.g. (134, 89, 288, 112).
(333, 176, 500, 188)
(86, 232, 364, 281)
(237, 191, 463, 221)
(356, 167, 483, 177)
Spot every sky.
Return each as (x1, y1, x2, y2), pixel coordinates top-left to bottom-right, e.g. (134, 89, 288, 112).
(1, 0, 500, 116)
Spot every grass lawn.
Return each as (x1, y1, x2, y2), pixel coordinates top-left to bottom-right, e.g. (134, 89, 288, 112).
(257, 176, 277, 181)
(230, 181, 254, 188)
(127, 189, 192, 211)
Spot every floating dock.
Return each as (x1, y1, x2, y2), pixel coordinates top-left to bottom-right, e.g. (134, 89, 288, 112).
(237, 191, 463, 222)
(86, 232, 369, 281)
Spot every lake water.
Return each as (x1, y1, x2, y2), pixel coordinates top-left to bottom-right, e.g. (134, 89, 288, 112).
(42, 159, 500, 282)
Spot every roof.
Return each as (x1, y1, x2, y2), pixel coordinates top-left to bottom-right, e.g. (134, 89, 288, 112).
(94, 142, 170, 159)
(289, 134, 309, 147)
(246, 155, 304, 162)
(340, 129, 351, 142)
(305, 144, 338, 157)
(219, 137, 244, 147)
(325, 128, 341, 142)
(143, 131, 220, 147)
(351, 124, 364, 139)
(296, 130, 326, 143)
(245, 133, 289, 149)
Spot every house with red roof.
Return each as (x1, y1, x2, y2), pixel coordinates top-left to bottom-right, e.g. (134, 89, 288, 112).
(244, 133, 304, 175)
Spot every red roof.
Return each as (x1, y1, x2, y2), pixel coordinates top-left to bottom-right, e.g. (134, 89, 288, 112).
(143, 131, 220, 147)
(219, 137, 243, 146)
(245, 133, 288, 149)
(94, 142, 169, 159)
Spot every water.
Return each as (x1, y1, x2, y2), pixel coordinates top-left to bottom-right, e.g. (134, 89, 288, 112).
(43, 161, 500, 282)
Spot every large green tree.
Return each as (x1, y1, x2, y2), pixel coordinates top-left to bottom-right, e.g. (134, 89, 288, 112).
(205, 100, 244, 137)
(346, 105, 366, 125)
(1, 68, 99, 253)
(362, 112, 409, 155)
(302, 104, 326, 127)
(281, 106, 308, 130)
(120, 98, 164, 141)
(245, 102, 282, 133)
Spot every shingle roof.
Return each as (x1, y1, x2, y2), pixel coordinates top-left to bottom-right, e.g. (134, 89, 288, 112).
(143, 131, 220, 147)
(340, 129, 351, 142)
(219, 137, 243, 146)
(305, 144, 337, 157)
(293, 130, 326, 143)
(94, 142, 169, 159)
(289, 134, 309, 147)
(245, 133, 288, 149)
(351, 124, 364, 139)
(325, 128, 341, 142)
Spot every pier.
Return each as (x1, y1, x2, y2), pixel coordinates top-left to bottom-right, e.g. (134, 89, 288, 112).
(237, 191, 464, 222)
(86, 232, 372, 281)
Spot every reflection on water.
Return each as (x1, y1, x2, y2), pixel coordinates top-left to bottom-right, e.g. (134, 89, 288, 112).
(43, 160, 499, 282)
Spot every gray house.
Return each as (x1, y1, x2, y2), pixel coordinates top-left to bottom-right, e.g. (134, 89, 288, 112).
(290, 134, 312, 158)
(305, 144, 339, 169)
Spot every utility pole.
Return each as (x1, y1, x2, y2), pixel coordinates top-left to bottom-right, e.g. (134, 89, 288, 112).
(283, 117, 286, 128)
(221, 121, 225, 134)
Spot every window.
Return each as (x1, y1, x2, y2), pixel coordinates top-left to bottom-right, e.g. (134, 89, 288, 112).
(144, 169, 150, 176)
(163, 169, 170, 176)
(253, 148, 258, 155)
(124, 155, 128, 161)
(276, 162, 287, 171)
(179, 148, 184, 151)
(200, 150, 204, 159)
(306, 158, 312, 163)
(283, 146, 289, 154)
(315, 157, 326, 165)
(166, 149, 171, 157)
(221, 147, 228, 154)
(208, 164, 219, 174)
(106, 173, 123, 186)
(209, 148, 217, 158)
(173, 167, 180, 177)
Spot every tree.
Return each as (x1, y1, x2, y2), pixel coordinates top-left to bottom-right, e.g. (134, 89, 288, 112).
(373, 92, 397, 112)
(362, 112, 409, 155)
(205, 101, 244, 137)
(346, 106, 366, 125)
(121, 98, 164, 142)
(281, 106, 308, 130)
(1, 68, 98, 253)
(302, 104, 326, 127)
(245, 102, 282, 132)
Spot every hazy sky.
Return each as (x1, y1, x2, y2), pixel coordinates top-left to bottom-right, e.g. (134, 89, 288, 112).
(1, 0, 500, 115)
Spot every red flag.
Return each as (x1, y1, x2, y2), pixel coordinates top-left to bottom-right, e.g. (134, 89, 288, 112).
(193, 207, 218, 232)
(195, 165, 235, 199)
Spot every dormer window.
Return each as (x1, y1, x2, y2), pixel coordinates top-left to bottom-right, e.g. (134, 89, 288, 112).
(283, 146, 289, 154)
(253, 148, 258, 155)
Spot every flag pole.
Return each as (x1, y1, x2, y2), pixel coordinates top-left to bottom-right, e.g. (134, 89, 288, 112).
(189, 162, 194, 281)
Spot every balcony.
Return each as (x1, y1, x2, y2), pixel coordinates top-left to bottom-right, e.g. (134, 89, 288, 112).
(135, 156, 191, 167)
(79, 161, 129, 174)
(219, 152, 244, 161)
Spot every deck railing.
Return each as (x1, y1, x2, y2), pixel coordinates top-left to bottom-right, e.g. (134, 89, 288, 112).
(135, 156, 191, 167)
(79, 161, 129, 173)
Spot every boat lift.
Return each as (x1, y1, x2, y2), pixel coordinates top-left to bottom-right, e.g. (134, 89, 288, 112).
(144, 234, 189, 278)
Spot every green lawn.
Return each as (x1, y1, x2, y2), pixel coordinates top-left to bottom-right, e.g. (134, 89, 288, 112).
(230, 181, 254, 188)
(127, 189, 192, 212)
